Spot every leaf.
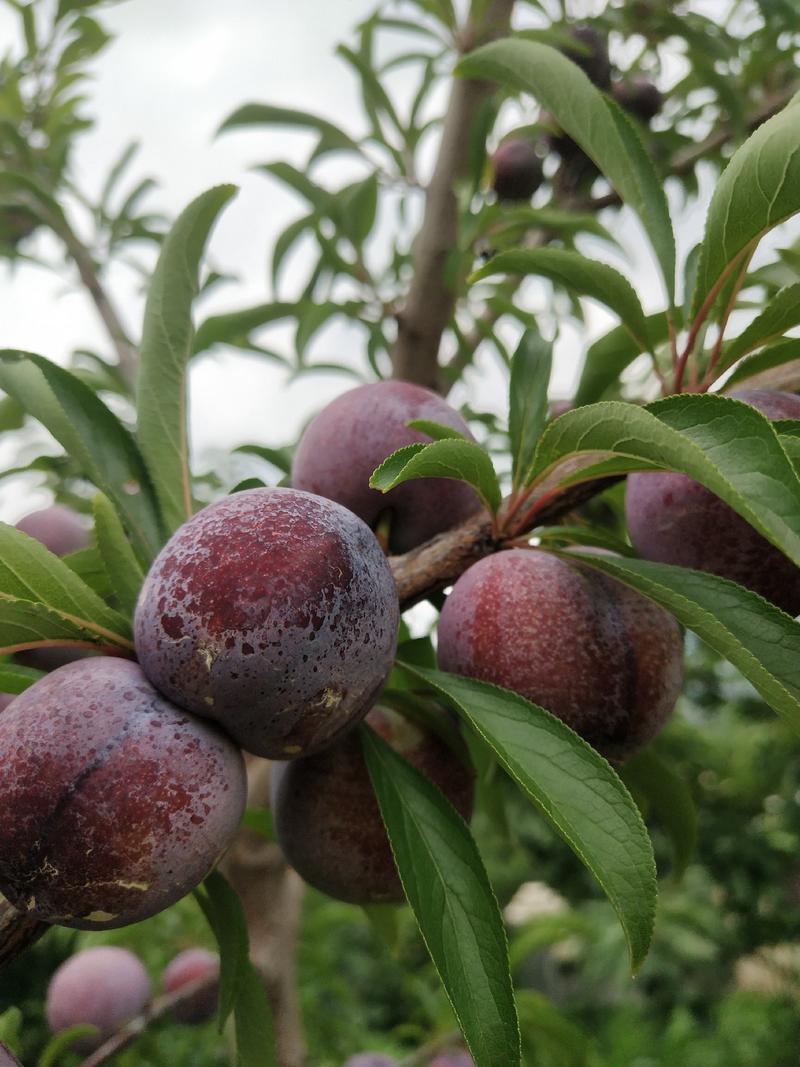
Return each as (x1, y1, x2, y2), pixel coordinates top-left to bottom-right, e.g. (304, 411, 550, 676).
(240, 808, 274, 841)
(369, 440, 500, 513)
(37, 1025, 100, 1067)
(92, 493, 145, 618)
(720, 282, 800, 371)
(137, 185, 237, 534)
(217, 103, 362, 157)
(722, 339, 800, 391)
(562, 552, 800, 733)
(692, 93, 800, 318)
(575, 312, 674, 406)
(620, 748, 697, 880)
(471, 248, 651, 354)
(271, 215, 314, 291)
(0, 598, 113, 655)
(62, 546, 113, 599)
(361, 726, 520, 1067)
(338, 174, 378, 247)
(400, 665, 656, 973)
(531, 395, 800, 566)
(406, 419, 468, 441)
(0, 351, 163, 562)
(234, 444, 293, 476)
(457, 39, 676, 302)
(193, 302, 296, 356)
(194, 871, 277, 1067)
(0, 661, 43, 694)
(508, 329, 553, 490)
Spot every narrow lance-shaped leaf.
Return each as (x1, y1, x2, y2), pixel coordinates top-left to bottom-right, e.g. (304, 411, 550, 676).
(362, 726, 520, 1067)
(620, 748, 697, 880)
(0, 661, 43, 695)
(574, 311, 675, 407)
(719, 282, 800, 372)
(370, 439, 502, 514)
(457, 39, 676, 303)
(691, 93, 800, 318)
(217, 103, 363, 155)
(557, 552, 800, 732)
(723, 339, 800, 392)
(508, 329, 552, 490)
(530, 394, 800, 566)
(92, 493, 145, 619)
(471, 248, 651, 356)
(406, 419, 468, 441)
(399, 664, 656, 973)
(137, 185, 238, 534)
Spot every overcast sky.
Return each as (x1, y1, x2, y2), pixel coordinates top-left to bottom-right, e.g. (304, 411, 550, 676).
(0, 0, 733, 520)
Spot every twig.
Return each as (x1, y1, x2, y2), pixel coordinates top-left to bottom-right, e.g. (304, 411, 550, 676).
(0, 896, 47, 968)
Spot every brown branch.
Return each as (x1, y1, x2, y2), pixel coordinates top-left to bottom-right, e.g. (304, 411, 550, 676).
(392, 0, 516, 390)
(0, 896, 47, 968)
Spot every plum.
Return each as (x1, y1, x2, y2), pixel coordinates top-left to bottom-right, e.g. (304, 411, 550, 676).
(0, 657, 246, 929)
(15, 504, 89, 557)
(162, 948, 219, 1024)
(272, 707, 474, 904)
(430, 1052, 474, 1067)
(625, 389, 800, 616)
(46, 945, 151, 1050)
(437, 549, 683, 762)
(613, 76, 663, 122)
(292, 381, 482, 554)
(343, 1056, 398, 1067)
(134, 487, 399, 759)
(563, 25, 612, 89)
(491, 139, 543, 201)
(0, 1044, 22, 1067)
(0, 693, 15, 713)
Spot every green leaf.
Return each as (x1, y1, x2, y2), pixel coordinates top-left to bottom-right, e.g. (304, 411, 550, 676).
(271, 215, 315, 291)
(92, 493, 145, 618)
(575, 312, 674, 406)
(563, 553, 800, 733)
(361, 726, 520, 1067)
(336, 43, 405, 142)
(194, 871, 276, 1067)
(531, 394, 800, 566)
(62, 546, 113, 599)
(0, 352, 163, 562)
(137, 185, 237, 534)
(508, 329, 553, 489)
(719, 283, 800, 371)
(722, 338, 800, 392)
(234, 444, 293, 476)
(471, 248, 651, 354)
(217, 103, 362, 157)
(399, 665, 656, 973)
(37, 1025, 100, 1067)
(0, 598, 113, 656)
(193, 302, 296, 357)
(457, 39, 675, 302)
(620, 748, 697, 880)
(370, 439, 499, 513)
(535, 525, 636, 556)
(406, 419, 468, 441)
(240, 808, 274, 841)
(0, 661, 43, 694)
(256, 162, 333, 215)
(692, 93, 800, 318)
(338, 174, 379, 247)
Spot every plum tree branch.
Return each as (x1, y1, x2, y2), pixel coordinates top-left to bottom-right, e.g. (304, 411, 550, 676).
(391, 0, 516, 391)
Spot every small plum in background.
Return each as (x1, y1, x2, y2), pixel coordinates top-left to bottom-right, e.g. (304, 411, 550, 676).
(0, 657, 246, 929)
(437, 549, 683, 762)
(292, 381, 482, 554)
(272, 707, 474, 904)
(563, 25, 612, 89)
(613, 76, 663, 123)
(342, 1055, 398, 1067)
(0, 1044, 22, 1067)
(625, 390, 800, 617)
(490, 139, 543, 201)
(46, 946, 151, 1050)
(163, 948, 219, 1024)
(135, 487, 399, 759)
(430, 1051, 475, 1067)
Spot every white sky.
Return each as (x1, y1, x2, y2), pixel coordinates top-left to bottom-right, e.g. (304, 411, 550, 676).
(0, 0, 754, 520)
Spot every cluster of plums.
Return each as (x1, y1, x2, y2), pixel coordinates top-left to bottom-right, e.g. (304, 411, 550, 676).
(490, 25, 664, 203)
(0, 382, 797, 942)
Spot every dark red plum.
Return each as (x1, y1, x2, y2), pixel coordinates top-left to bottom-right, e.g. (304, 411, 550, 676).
(15, 504, 90, 557)
(272, 707, 474, 904)
(626, 390, 800, 616)
(0, 657, 246, 929)
(563, 25, 612, 89)
(491, 139, 543, 201)
(46, 946, 151, 1049)
(0, 1044, 22, 1067)
(437, 549, 683, 762)
(162, 948, 219, 1024)
(135, 488, 399, 759)
(0, 693, 15, 713)
(292, 381, 483, 554)
(613, 76, 663, 122)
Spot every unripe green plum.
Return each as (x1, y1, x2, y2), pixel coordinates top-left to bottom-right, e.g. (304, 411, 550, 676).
(0, 658, 246, 929)
(292, 381, 482, 554)
(46, 946, 151, 1050)
(625, 390, 800, 616)
(162, 948, 219, 1024)
(135, 487, 399, 759)
(437, 549, 683, 762)
(272, 707, 474, 904)
(491, 139, 543, 201)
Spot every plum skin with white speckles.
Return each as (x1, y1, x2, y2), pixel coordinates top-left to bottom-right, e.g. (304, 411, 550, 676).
(437, 549, 684, 762)
(0, 657, 246, 930)
(134, 487, 400, 759)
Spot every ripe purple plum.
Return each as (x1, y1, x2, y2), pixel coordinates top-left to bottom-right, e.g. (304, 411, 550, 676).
(343, 1055, 398, 1067)
(46, 946, 151, 1050)
(0, 1043, 22, 1067)
(491, 139, 543, 201)
(430, 1052, 475, 1067)
(135, 488, 399, 759)
(272, 707, 474, 904)
(613, 76, 663, 122)
(437, 549, 683, 762)
(292, 381, 482, 554)
(15, 504, 89, 557)
(163, 948, 219, 1024)
(0, 693, 15, 713)
(625, 389, 800, 616)
(563, 25, 612, 89)
(0, 657, 246, 929)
